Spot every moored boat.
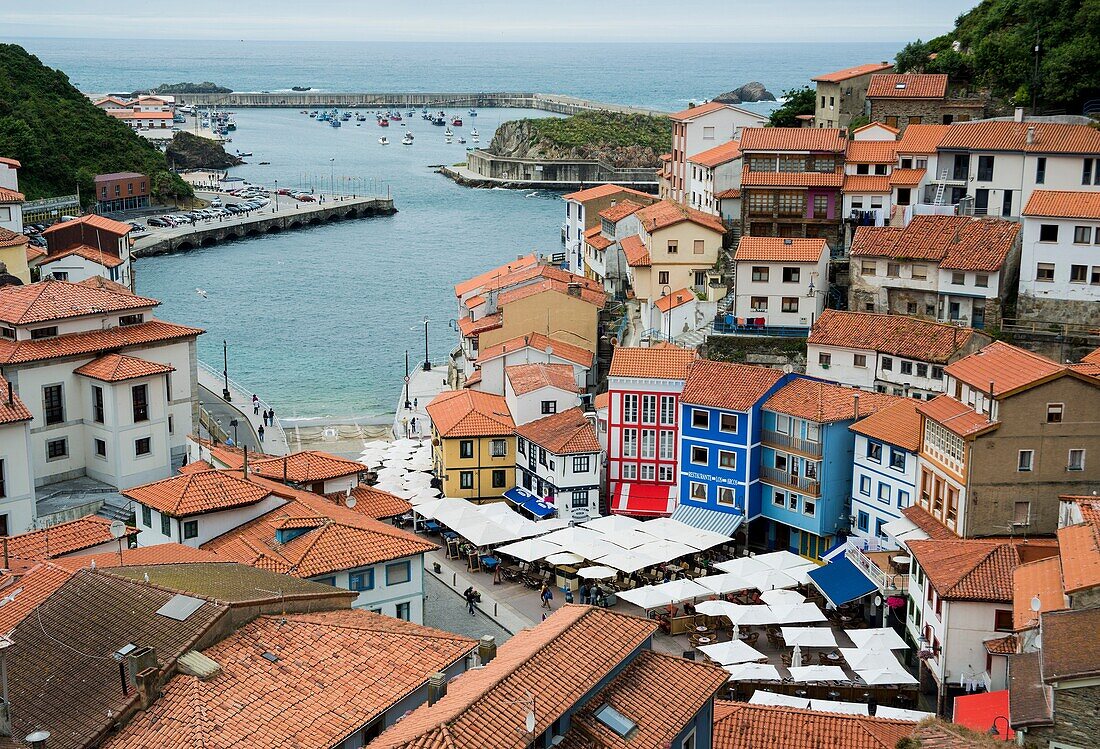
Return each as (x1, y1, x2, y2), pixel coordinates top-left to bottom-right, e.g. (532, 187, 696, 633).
(402, 133, 414, 145)
(379, 136, 389, 145)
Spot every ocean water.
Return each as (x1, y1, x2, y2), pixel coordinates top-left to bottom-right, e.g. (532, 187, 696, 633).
(9, 39, 902, 421)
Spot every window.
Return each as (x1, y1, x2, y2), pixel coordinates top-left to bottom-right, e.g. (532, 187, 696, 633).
(702, 126, 715, 140)
(1093, 266, 1100, 285)
(517, 437, 525, 456)
(818, 352, 832, 367)
(882, 262, 900, 279)
(623, 394, 638, 422)
(977, 155, 994, 181)
(719, 413, 737, 433)
(594, 704, 636, 739)
(183, 520, 198, 540)
(46, 438, 67, 460)
(94, 438, 106, 458)
(916, 363, 928, 378)
(350, 569, 375, 591)
(890, 448, 905, 471)
(782, 267, 800, 283)
(658, 271, 669, 285)
(132, 384, 149, 422)
(459, 440, 474, 459)
(118, 313, 144, 326)
(1014, 501, 1030, 525)
(1039, 224, 1058, 242)
(803, 498, 816, 517)
(641, 429, 655, 459)
(951, 272, 965, 285)
(134, 437, 151, 456)
(781, 297, 799, 313)
(806, 423, 820, 442)
(43, 384, 64, 425)
(622, 429, 637, 457)
(751, 266, 769, 282)
(459, 471, 474, 489)
(975, 273, 988, 288)
(572, 455, 590, 473)
(621, 464, 637, 480)
(860, 475, 871, 495)
(750, 297, 768, 311)
(1036, 263, 1055, 282)
(395, 602, 411, 621)
(690, 445, 708, 465)
(900, 361, 913, 375)
(688, 408, 711, 431)
(867, 442, 882, 462)
(853, 354, 867, 368)
(386, 561, 412, 585)
(690, 482, 707, 501)
(856, 163, 870, 175)
(1047, 403, 1064, 423)
(813, 194, 829, 219)
(91, 386, 104, 424)
(773, 490, 785, 507)
(778, 191, 804, 215)
(540, 400, 557, 415)
(658, 465, 674, 482)
(861, 262, 876, 276)
(851, 196, 864, 209)
(898, 490, 911, 508)
(857, 511, 869, 532)
(571, 490, 589, 508)
(1071, 265, 1088, 283)
(911, 264, 927, 281)
(717, 487, 735, 506)
(1068, 449, 1085, 471)
(878, 482, 891, 503)
(881, 356, 893, 371)
(694, 239, 705, 255)
(666, 240, 678, 254)
(660, 396, 675, 425)
(775, 454, 788, 471)
(776, 414, 791, 435)
(490, 439, 507, 457)
(641, 395, 656, 424)
(1036, 157, 1046, 184)
(539, 447, 547, 466)
(1018, 450, 1034, 472)
(640, 464, 655, 480)
(1074, 226, 1092, 244)
(1084, 158, 1097, 185)
(161, 512, 171, 536)
(30, 326, 58, 339)
(719, 450, 737, 469)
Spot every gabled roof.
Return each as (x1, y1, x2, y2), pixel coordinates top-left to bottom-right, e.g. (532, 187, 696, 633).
(497, 277, 606, 309)
(562, 184, 653, 203)
(901, 505, 959, 540)
(634, 199, 727, 234)
(325, 485, 412, 520)
(867, 73, 948, 99)
(0, 227, 27, 248)
(41, 213, 132, 237)
(476, 332, 593, 368)
(907, 538, 1058, 602)
(845, 140, 898, 163)
(843, 175, 891, 193)
(0, 374, 32, 425)
(653, 287, 696, 313)
(1023, 190, 1100, 220)
(945, 341, 1071, 397)
(505, 362, 580, 395)
(426, 389, 514, 438)
(812, 62, 894, 83)
(54, 543, 227, 571)
(763, 379, 900, 424)
(454, 254, 538, 297)
(850, 398, 922, 452)
(36, 244, 125, 268)
(515, 407, 600, 455)
(0, 563, 74, 635)
(740, 127, 846, 153)
(937, 121, 1100, 154)
(849, 215, 1020, 272)
(249, 450, 366, 483)
(889, 167, 926, 186)
(669, 100, 735, 121)
(712, 702, 912, 749)
(0, 187, 24, 204)
(916, 395, 999, 438)
(0, 319, 203, 365)
(0, 157, 22, 168)
(74, 352, 174, 382)
(809, 309, 980, 362)
(689, 139, 742, 167)
(852, 122, 899, 137)
(734, 236, 827, 262)
(122, 470, 273, 518)
(598, 199, 643, 222)
(1, 515, 135, 564)
(895, 124, 950, 154)
(608, 344, 696, 380)
(457, 313, 503, 338)
(0, 279, 157, 325)
(583, 225, 613, 251)
(681, 360, 785, 411)
(1057, 520, 1100, 595)
(620, 234, 650, 267)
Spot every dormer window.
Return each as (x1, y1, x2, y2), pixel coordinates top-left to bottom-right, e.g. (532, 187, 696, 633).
(0, 327, 13, 340)
(119, 313, 144, 326)
(30, 326, 58, 340)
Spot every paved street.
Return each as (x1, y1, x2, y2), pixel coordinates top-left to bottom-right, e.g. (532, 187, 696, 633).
(423, 574, 512, 644)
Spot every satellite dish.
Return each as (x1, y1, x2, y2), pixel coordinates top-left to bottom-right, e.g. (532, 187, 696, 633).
(1030, 595, 1042, 612)
(782, 364, 794, 374)
(346, 497, 357, 509)
(108, 520, 127, 539)
(546, 346, 554, 358)
(525, 709, 536, 734)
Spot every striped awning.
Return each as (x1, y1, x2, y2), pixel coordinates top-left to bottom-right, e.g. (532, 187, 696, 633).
(670, 503, 743, 537)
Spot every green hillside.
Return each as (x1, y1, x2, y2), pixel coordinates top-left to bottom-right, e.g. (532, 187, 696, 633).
(0, 44, 192, 206)
(895, 0, 1100, 113)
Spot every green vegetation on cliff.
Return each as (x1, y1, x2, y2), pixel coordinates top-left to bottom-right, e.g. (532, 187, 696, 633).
(768, 87, 816, 127)
(491, 112, 672, 168)
(148, 81, 232, 95)
(0, 44, 192, 206)
(895, 0, 1100, 111)
(166, 131, 243, 170)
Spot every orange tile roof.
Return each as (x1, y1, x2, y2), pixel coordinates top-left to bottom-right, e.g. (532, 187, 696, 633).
(938, 121, 1100, 154)
(609, 344, 696, 380)
(653, 287, 696, 313)
(812, 62, 894, 83)
(122, 470, 273, 518)
(740, 127, 847, 152)
(462, 369, 482, 388)
(372, 605, 659, 749)
(454, 254, 538, 297)
(470, 263, 602, 298)
(37, 244, 125, 268)
(505, 362, 580, 395)
(849, 398, 922, 452)
(809, 309, 980, 362)
(594, 392, 609, 411)
(0, 187, 24, 203)
(426, 389, 514, 438)
(916, 394, 999, 438)
(895, 124, 950, 154)
(476, 332, 594, 368)
(105, 109, 173, 120)
(497, 277, 606, 309)
(852, 122, 900, 137)
(908, 538, 1058, 602)
(562, 184, 653, 202)
(0, 157, 21, 168)
(849, 215, 1020, 271)
(1013, 555, 1065, 630)
(763, 379, 900, 424)
(515, 407, 600, 454)
(715, 188, 741, 199)
(689, 139, 742, 167)
(620, 234, 650, 267)
(889, 167, 926, 186)
(325, 485, 412, 520)
(1, 515, 136, 564)
(73, 352, 174, 382)
(1062, 494, 1100, 527)
(681, 360, 785, 411)
(76, 275, 133, 294)
(741, 168, 845, 188)
(1057, 521, 1100, 595)
(103, 610, 475, 749)
(0, 563, 74, 634)
(843, 174, 892, 193)
(850, 225, 904, 258)
(846, 141, 898, 163)
(458, 313, 503, 338)
(1082, 346, 1100, 365)
(1023, 190, 1100, 219)
(734, 236, 827, 262)
(0, 228, 27, 248)
(25, 244, 46, 262)
(0, 319, 203, 365)
(867, 73, 948, 99)
(0, 279, 157, 325)
(54, 543, 227, 571)
(984, 634, 1018, 655)
(0, 374, 32, 425)
(713, 702, 912, 749)
(41, 213, 132, 236)
(635, 199, 727, 234)
(669, 100, 732, 121)
(584, 225, 613, 250)
(249, 450, 366, 483)
(945, 341, 1069, 397)
(598, 199, 643, 222)
(902, 505, 959, 540)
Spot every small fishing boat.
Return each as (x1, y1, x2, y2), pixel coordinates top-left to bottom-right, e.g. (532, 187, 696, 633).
(444, 127, 453, 137)
(445, 138, 452, 144)
(470, 128, 479, 138)
(235, 150, 253, 157)
(330, 119, 341, 127)
(391, 113, 402, 121)
(406, 110, 415, 118)
(379, 136, 390, 145)
(258, 161, 270, 165)
(458, 137, 466, 144)
(402, 133, 414, 145)
(468, 109, 478, 116)
(451, 117, 463, 127)
(379, 118, 389, 127)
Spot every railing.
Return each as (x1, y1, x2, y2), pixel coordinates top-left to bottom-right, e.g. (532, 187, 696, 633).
(713, 316, 809, 338)
(760, 465, 820, 495)
(1001, 317, 1100, 340)
(198, 406, 230, 443)
(762, 429, 823, 457)
(845, 540, 905, 592)
(197, 360, 289, 454)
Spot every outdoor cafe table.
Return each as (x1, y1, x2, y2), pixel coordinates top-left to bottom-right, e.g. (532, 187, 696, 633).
(480, 556, 500, 571)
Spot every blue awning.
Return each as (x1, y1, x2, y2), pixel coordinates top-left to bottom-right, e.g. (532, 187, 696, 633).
(504, 487, 555, 518)
(670, 503, 743, 537)
(806, 557, 878, 608)
(503, 486, 539, 505)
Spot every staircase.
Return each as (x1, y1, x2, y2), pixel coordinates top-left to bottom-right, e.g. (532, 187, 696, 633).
(96, 497, 134, 523)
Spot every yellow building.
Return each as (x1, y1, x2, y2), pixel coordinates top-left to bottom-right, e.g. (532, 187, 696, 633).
(426, 389, 516, 501)
(0, 229, 35, 284)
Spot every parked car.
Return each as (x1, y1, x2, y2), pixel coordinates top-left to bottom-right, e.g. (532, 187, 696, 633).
(297, 194, 315, 202)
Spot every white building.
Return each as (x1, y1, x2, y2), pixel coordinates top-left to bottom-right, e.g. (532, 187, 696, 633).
(842, 134, 898, 230)
(39, 214, 135, 289)
(0, 376, 35, 534)
(515, 407, 602, 523)
(561, 185, 654, 276)
(469, 332, 592, 397)
(731, 237, 828, 330)
(1018, 190, 1100, 325)
(849, 399, 921, 546)
(686, 140, 742, 217)
(806, 309, 990, 399)
(652, 286, 714, 342)
(665, 102, 765, 204)
(0, 157, 24, 234)
(503, 363, 582, 426)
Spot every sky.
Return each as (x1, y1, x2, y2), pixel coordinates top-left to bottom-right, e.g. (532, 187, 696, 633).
(4, 0, 976, 43)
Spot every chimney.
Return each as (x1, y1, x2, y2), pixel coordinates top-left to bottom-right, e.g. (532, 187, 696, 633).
(427, 672, 447, 705)
(478, 635, 497, 665)
(1026, 126, 1035, 145)
(567, 282, 582, 298)
(853, 393, 860, 421)
(135, 666, 159, 709)
(242, 446, 248, 477)
(24, 732, 49, 749)
(125, 647, 157, 696)
(1014, 107, 1025, 122)
(987, 380, 995, 417)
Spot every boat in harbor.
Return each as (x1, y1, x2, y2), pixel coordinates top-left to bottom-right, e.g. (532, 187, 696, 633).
(330, 118, 341, 127)
(402, 133, 414, 145)
(391, 113, 402, 121)
(470, 128, 479, 138)
(378, 118, 389, 127)
(444, 127, 453, 137)
(468, 109, 478, 116)
(451, 117, 463, 127)
(458, 137, 466, 144)
(379, 136, 390, 145)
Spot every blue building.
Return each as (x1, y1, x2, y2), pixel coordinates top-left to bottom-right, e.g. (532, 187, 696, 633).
(758, 378, 901, 560)
(676, 361, 791, 537)
(848, 399, 922, 549)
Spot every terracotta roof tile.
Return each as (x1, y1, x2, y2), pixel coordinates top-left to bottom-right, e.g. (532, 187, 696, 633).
(740, 127, 847, 152)
(635, 199, 727, 234)
(122, 470, 272, 518)
(764, 379, 900, 424)
(843, 174, 892, 193)
(506, 362, 580, 395)
(74, 352, 173, 382)
(0, 158, 21, 168)
(598, 199, 643, 222)
(1023, 189, 1100, 219)
(562, 184, 653, 202)
(0, 563, 73, 635)
(0, 279, 157, 325)
(594, 392, 609, 411)
(325, 485, 412, 519)
(867, 73, 948, 99)
(849, 215, 1020, 272)
(458, 313, 503, 338)
(1012, 555, 1064, 630)
(809, 309, 979, 363)
(0, 187, 24, 203)
(944, 341, 1068, 397)
(497, 277, 606, 309)
(850, 225, 904, 257)
(734, 236, 827, 262)
(584, 225, 613, 251)
(454, 254, 538, 297)
(426, 389, 514, 438)
(0, 374, 32, 424)
(1040, 607, 1100, 681)
(812, 62, 894, 83)
(75, 275, 134, 294)
(669, 101, 732, 121)
(907, 538, 1058, 602)
(653, 287, 696, 313)
(741, 168, 845, 188)
(54, 543, 227, 571)
(1082, 346, 1100, 365)
(609, 344, 696, 380)
(853, 122, 900, 136)
(938, 121, 1100, 154)
(712, 702, 912, 749)
(850, 399, 922, 452)
(0, 228, 27, 249)
(1, 515, 135, 564)
(516, 407, 600, 454)
(916, 395, 998, 437)
(681, 360, 785, 411)
(25, 244, 46, 262)
(249, 450, 366, 483)
(889, 167, 926, 186)
(1057, 521, 1100, 594)
(689, 139, 742, 167)
(895, 124, 950, 154)
(477, 332, 594, 368)
(901, 505, 959, 540)
(620, 234, 650, 267)
(715, 188, 741, 199)
(41, 213, 132, 236)
(846, 141, 899, 163)
(37, 244, 124, 268)
(984, 633, 1018, 655)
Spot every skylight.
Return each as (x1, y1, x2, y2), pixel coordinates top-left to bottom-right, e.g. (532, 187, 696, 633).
(594, 704, 636, 738)
(895, 83, 907, 89)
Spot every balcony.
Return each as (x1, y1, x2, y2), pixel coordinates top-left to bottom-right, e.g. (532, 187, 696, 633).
(760, 465, 820, 496)
(762, 429, 822, 457)
(844, 539, 908, 594)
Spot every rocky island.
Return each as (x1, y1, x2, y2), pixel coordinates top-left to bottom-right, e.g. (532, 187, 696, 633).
(713, 81, 776, 104)
(165, 131, 244, 170)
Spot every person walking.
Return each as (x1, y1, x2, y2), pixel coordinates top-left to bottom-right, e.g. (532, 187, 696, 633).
(579, 582, 590, 606)
(463, 587, 476, 616)
(269, 408, 276, 425)
(252, 394, 259, 413)
(257, 424, 265, 443)
(540, 584, 554, 610)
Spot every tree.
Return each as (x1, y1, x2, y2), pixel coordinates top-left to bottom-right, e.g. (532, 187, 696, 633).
(768, 87, 816, 128)
(894, 40, 929, 73)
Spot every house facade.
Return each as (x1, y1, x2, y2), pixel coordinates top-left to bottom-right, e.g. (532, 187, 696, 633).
(731, 236, 829, 331)
(426, 389, 516, 501)
(468, 332, 592, 396)
(39, 213, 134, 288)
(849, 399, 921, 547)
(866, 74, 986, 132)
(94, 172, 150, 214)
(0, 157, 25, 236)
(515, 407, 602, 523)
(561, 184, 655, 276)
(811, 62, 894, 130)
(665, 101, 765, 205)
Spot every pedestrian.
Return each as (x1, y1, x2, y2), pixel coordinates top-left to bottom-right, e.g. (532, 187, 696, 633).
(252, 394, 259, 408)
(269, 408, 276, 424)
(253, 401, 260, 416)
(579, 582, 590, 606)
(258, 424, 265, 443)
(262, 409, 270, 426)
(463, 586, 476, 616)
(540, 584, 553, 610)
(413, 397, 418, 409)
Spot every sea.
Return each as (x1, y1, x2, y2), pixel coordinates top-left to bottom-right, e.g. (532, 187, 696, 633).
(11, 38, 902, 423)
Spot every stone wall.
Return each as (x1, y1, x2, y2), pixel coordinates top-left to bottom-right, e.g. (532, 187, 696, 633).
(1047, 684, 1100, 748)
(869, 98, 986, 132)
(1016, 294, 1100, 327)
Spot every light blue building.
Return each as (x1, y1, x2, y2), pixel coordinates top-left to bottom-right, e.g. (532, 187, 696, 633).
(676, 361, 791, 537)
(758, 378, 901, 560)
(848, 399, 921, 549)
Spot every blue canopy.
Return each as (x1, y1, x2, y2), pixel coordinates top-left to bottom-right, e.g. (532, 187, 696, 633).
(807, 556, 878, 608)
(504, 486, 556, 518)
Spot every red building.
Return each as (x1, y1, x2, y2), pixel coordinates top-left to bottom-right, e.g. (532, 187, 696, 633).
(606, 345, 697, 517)
(94, 172, 149, 213)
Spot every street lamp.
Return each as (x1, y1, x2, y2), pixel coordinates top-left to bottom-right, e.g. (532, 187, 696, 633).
(404, 349, 412, 409)
(222, 340, 231, 401)
(329, 158, 335, 197)
(988, 716, 1010, 740)
(274, 178, 279, 212)
(418, 318, 431, 372)
(660, 284, 672, 343)
(229, 418, 239, 446)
